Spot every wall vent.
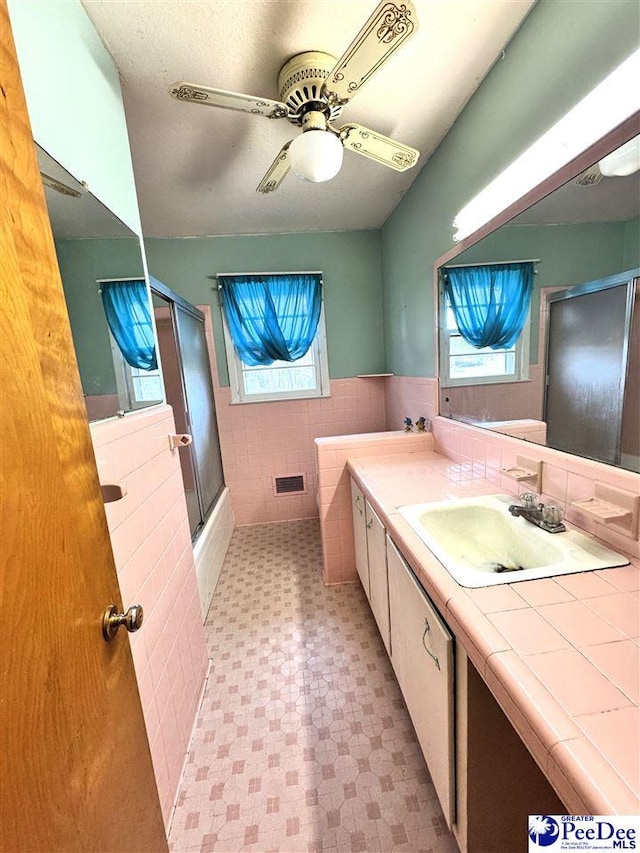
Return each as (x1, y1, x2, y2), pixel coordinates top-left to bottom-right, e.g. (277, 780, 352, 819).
(273, 473, 307, 496)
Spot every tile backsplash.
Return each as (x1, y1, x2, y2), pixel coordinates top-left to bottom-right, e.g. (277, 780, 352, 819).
(384, 376, 639, 558)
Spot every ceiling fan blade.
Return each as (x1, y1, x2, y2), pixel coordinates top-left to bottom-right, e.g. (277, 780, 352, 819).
(339, 123, 419, 172)
(171, 82, 290, 120)
(256, 143, 291, 194)
(321, 1, 418, 105)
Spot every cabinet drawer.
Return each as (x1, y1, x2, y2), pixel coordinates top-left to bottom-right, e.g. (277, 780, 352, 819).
(387, 536, 455, 829)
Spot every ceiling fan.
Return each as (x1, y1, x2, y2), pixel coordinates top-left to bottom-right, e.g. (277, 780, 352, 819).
(170, 1, 420, 194)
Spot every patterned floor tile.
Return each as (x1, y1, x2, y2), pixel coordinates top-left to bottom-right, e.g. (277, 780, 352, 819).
(168, 519, 459, 853)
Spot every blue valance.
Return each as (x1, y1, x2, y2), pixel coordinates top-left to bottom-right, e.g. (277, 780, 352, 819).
(442, 262, 534, 350)
(220, 274, 322, 366)
(100, 279, 158, 370)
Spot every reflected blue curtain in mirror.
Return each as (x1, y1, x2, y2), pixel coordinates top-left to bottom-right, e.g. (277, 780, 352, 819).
(101, 279, 158, 370)
(443, 262, 534, 349)
(220, 274, 322, 366)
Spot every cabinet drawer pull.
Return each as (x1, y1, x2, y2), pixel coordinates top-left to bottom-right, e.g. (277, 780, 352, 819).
(422, 618, 441, 670)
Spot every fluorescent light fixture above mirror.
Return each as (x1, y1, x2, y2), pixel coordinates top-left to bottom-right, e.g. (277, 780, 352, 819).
(452, 49, 640, 242)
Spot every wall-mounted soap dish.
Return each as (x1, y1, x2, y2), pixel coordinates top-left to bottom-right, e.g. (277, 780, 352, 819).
(501, 455, 542, 492)
(571, 483, 639, 539)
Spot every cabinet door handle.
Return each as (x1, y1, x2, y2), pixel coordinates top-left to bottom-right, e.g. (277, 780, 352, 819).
(366, 519, 373, 529)
(355, 494, 363, 515)
(422, 617, 440, 670)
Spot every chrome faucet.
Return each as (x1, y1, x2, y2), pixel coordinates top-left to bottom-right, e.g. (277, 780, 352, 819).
(508, 493, 566, 533)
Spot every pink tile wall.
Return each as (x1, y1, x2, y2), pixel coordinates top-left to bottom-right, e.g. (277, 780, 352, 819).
(383, 375, 439, 432)
(431, 415, 640, 560)
(90, 405, 209, 829)
(84, 393, 120, 421)
(384, 375, 639, 559)
(315, 431, 433, 584)
(213, 378, 386, 525)
(440, 367, 544, 422)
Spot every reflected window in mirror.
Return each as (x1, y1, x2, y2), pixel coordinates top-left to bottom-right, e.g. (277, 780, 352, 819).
(439, 260, 535, 388)
(436, 119, 640, 472)
(37, 145, 163, 421)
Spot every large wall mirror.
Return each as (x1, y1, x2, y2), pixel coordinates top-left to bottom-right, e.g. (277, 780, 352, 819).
(437, 119, 639, 473)
(38, 146, 163, 421)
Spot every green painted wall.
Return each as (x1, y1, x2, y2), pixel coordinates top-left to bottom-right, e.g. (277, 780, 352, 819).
(450, 219, 634, 363)
(381, 0, 640, 377)
(55, 238, 145, 395)
(622, 216, 640, 270)
(144, 231, 384, 385)
(8, 0, 142, 235)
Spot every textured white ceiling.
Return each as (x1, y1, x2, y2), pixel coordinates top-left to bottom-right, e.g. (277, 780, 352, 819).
(81, 0, 535, 237)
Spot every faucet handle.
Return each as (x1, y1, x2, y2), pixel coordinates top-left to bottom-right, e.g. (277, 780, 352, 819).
(520, 492, 539, 509)
(542, 503, 565, 527)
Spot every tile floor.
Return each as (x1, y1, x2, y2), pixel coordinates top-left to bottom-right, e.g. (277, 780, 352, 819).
(168, 519, 459, 853)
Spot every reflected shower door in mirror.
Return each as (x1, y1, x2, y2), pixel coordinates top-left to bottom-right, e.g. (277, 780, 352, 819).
(38, 146, 163, 421)
(437, 121, 640, 473)
(151, 282, 225, 539)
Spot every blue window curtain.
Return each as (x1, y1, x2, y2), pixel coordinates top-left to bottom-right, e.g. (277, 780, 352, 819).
(101, 279, 158, 370)
(220, 274, 322, 366)
(442, 262, 534, 349)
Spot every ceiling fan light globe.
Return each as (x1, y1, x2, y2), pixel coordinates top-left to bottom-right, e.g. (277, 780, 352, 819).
(288, 131, 343, 183)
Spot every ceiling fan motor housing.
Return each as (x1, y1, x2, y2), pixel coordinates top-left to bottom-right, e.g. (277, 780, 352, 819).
(278, 51, 343, 124)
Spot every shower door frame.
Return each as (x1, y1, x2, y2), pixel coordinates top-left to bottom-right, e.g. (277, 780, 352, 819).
(151, 278, 225, 539)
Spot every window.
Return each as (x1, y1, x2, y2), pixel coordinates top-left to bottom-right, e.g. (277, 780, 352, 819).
(100, 277, 163, 412)
(221, 273, 330, 404)
(439, 289, 530, 387)
(109, 330, 163, 409)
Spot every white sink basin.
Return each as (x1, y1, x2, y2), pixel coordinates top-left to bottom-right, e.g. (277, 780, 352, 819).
(398, 495, 629, 588)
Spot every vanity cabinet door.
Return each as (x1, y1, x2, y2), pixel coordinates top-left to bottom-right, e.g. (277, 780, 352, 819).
(365, 501, 391, 655)
(387, 536, 455, 829)
(351, 479, 369, 597)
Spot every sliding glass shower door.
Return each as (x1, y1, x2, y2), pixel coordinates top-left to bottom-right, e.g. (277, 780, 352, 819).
(173, 306, 225, 520)
(152, 280, 224, 537)
(545, 271, 637, 469)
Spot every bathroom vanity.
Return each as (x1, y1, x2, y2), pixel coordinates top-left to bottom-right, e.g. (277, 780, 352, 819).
(331, 440, 640, 852)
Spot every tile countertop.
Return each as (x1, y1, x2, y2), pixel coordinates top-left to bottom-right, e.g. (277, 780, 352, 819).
(347, 450, 640, 816)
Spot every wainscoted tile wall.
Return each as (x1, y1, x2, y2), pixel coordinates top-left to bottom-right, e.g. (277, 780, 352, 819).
(439, 363, 544, 423)
(432, 415, 640, 560)
(316, 431, 434, 584)
(383, 375, 639, 560)
(213, 378, 386, 525)
(383, 376, 439, 432)
(90, 405, 209, 828)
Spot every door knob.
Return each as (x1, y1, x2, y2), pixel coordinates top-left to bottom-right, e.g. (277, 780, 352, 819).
(102, 604, 144, 642)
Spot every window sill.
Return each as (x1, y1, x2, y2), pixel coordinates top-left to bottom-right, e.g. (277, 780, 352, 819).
(229, 391, 332, 405)
(440, 376, 531, 389)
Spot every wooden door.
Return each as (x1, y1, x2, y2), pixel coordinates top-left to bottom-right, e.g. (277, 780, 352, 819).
(0, 5, 168, 851)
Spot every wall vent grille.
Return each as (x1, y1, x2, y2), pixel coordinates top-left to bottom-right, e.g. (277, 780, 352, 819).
(273, 473, 306, 496)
